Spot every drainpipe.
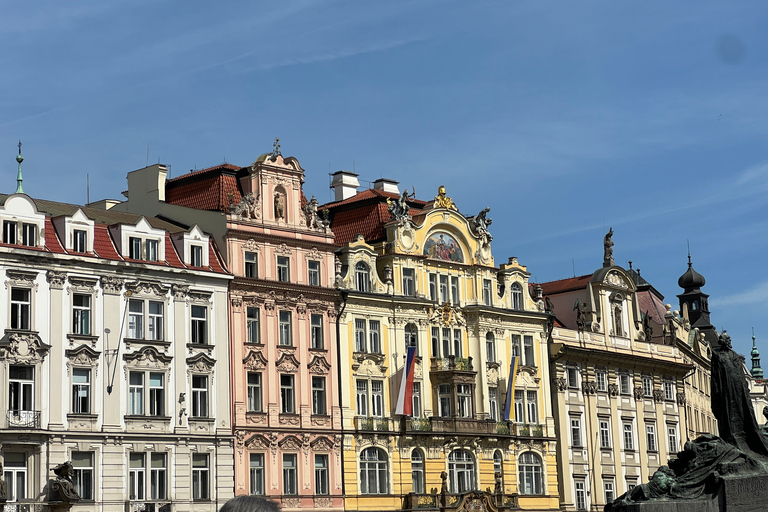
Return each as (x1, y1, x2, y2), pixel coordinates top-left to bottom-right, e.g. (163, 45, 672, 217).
(336, 290, 349, 497)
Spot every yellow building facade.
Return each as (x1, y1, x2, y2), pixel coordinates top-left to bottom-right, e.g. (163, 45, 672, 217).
(325, 178, 560, 512)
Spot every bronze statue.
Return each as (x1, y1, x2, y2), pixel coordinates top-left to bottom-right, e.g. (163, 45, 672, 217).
(387, 187, 414, 222)
(0, 462, 7, 501)
(48, 461, 81, 503)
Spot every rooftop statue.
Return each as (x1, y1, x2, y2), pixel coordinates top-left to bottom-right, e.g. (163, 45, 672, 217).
(433, 186, 457, 210)
(387, 187, 414, 222)
(469, 207, 493, 243)
(603, 227, 614, 267)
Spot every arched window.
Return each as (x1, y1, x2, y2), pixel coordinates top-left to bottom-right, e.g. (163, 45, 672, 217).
(360, 448, 388, 494)
(511, 283, 523, 310)
(448, 450, 475, 493)
(411, 449, 425, 494)
(518, 452, 543, 495)
(493, 450, 504, 489)
(355, 262, 370, 293)
(405, 323, 418, 355)
(485, 332, 496, 363)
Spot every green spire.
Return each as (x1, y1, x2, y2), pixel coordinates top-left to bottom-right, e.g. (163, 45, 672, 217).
(751, 327, 763, 379)
(15, 140, 24, 194)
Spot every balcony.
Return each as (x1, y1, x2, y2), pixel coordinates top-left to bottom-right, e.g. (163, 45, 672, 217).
(354, 416, 394, 432)
(430, 356, 474, 372)
(512, 423, 546, 438)
(6, 409, 41, 428)
(402, 491, 518, 511)
(3, 502, 44, 512)
(125, 501, 172, 512)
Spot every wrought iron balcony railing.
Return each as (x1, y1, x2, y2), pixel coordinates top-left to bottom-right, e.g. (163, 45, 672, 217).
(6, 409, 41, 428)
(125, 501, 172, 512)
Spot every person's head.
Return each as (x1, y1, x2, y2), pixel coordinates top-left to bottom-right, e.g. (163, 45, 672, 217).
(220, 495, 279, 512)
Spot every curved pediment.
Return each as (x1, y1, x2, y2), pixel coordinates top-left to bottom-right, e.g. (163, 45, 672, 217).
(591, 267, 636, 292)
(243, 350, 268, 371)
(186, 352, 216, 372)
(123, 346, 173, 366)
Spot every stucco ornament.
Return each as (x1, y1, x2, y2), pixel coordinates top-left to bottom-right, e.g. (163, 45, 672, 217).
(230, 192, 260, 220)
(469, 207, 493, 243)
(603, 227, 615, 267)
(433, 185, 457, 210)
(387, 187, 415, 223)
(304, 196, 321, 229)
(2, 331, 50, 364)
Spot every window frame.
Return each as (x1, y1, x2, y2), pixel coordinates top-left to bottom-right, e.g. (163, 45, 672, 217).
(623, 422, 634, 450)
(518, 451, 543, 495)
(72, 293, 92, 335)
(192, 453, 210, 501)
(190, 305, 208, 344)
(191, 374, 209, 418)
(486, 332, 496, 363)
(312, 376, 327, 416)
(72, 451, 94, 501)
(510, 283, 523, 310)
(599, 419, 611, 449)
(402, 268, 415, 296)
(250, 453, 265, 495)
(359, 447, 388, 495)
(280, 374, 295, 414)
(247, 307, 260, 344)
(483, 279, 492, 306)
(245, 251, 258, 278)
(72, 368, 91, 414)
(277, 256, 290, 282)
(308, 260, 320, 286)
(21, 222, 36, 247)
(3, 220, 18, 244)
(145, 239, 159, 262)
(355, 262, 370, 292)
(190, 244, 203, 267)
(10, 287, 31, 330)
(448, 449, 476, 494)
(315, 454, 329, 495)
(368, 320, 381, 354)
(279, 310, 293, 346)
(646, 423, 657, 452)
(571, 416, 582, 447)
(247, 372, 263, 413)
(282, 453, 298, 495)
(311, 313, 324, 349)
(73, 229, 88, 253)
(411, 449, 425, 494)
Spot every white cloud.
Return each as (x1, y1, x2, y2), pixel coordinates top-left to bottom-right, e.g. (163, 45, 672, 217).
(711, 280, 768, 308)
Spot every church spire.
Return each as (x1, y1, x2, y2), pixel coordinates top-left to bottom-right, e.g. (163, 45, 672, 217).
(752, 328, 763, 379)
(15, 140, 24, 194)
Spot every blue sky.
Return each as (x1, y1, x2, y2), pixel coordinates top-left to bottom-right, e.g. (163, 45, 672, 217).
(3, 0, 768, 357)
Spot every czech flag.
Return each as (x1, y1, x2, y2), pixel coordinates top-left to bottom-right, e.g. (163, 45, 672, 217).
(395, 346, 417, 416)
(503, 356, 519, 421)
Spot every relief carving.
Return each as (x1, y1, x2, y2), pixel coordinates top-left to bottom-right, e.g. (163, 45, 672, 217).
(276, 353, 300, 373)
(1, 331, 50, 364)
(172, 284, 189, 300)
(186, 352, 216, 373)
(243, 350, 268, 371)
(47, 270, 67, 290)
(307, 355, 331, 375)
(126, 281, 170, 298)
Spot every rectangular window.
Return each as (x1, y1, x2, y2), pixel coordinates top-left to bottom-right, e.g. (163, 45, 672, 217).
(369, 320, 381, 354)
(451, 276, 459, 305)
(619, 373, 631, 395)
(129, 453, 146, 500)
(149, 372, 164, 416)
(145, 239, 158, 262)
(514, 390, 524, 423)
(566, 366, 579, 388)
(191, 375, 208, 418)
(483, 279, 492, 306)
(429, 273, 437, 302)
(453, 329, 462, 357)
(312, 376, 327, 415)
(526, 390, 538, 423)
(642, 375, 653, 397)
(596, 369, 607, 392)
(72, 294, 91, 335)
(523, 335, 534, 366)
(439, 384, 451, 418)
(21, 223, 36, 246)
(191, 305, 207, 344)
(148, 301, 163, 341)
(412, 382, 422, 418)
(192, 454, 209, 501)
(129, 372, 145, 415)
(431, 327, 440, 357)
(72, 369, 91, 414)
(356, 380, 369, 417)
(402, 268, 415, 296)
(245, 252, 258, 278)
(280, 374, 295, 414)
(150, 453, 167, 500)
(250, 453, 265, 495)
(73, 229, 87, 252)
(4, 452, 27, 502)
(571, 417, 582, 447)
(457, 384, 473, 418)
(129, 237, 142, 259)
(371, 380, 384, 417)
(279, 310, 292, 346)
(355, 319, 367, 353)
(439, 275, 449, 304)
(599, 420, 611, 448)
(486, 336, 496, 363)
(190, 245, 203, 267)
(10, 287, 31, 330)
(315, 454, 329, 495)
(664, 381, 675, 401)
(282, 454, 298, 495)
(3, 220, 17, 244)
(72, 451, 94, 500)
(310, 313, 323, 349)
(575, 480, 586, 510)
(247, 372, 262, 413)
(277, 256, 290, 282)
(488, 387, 498, 421)
(308, 260, 320, 286)
(128, 299, 144, 339)
(604, 480, 615, 506)
(668, 425, 678, 452)
(623, 423, 634, 450)
(646, 424, 657, 452)
(247, 307, 260, 344)
(511, 334, 521, 358)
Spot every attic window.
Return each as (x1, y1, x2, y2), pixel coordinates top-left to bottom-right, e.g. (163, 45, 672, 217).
(3, 220, 17, 244)
(146, 240, 159, 262)
(73, 230, 87, 253)
(191, 245, 203, 267)
(21, 223, 36, 247)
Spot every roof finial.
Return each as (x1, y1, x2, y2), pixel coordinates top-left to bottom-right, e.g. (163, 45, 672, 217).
(269, 137, 282, 161)
(687, 240, 692, 268)
(15, 140, 24, 194)
(752, 327, 763, 378)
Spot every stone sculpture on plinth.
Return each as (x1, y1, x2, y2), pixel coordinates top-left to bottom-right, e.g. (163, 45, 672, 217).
(606, 331, 768, 512)
(48, 460, 81, 509)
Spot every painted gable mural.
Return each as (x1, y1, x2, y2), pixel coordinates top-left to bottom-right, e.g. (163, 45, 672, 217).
(423, 232, 463, 262)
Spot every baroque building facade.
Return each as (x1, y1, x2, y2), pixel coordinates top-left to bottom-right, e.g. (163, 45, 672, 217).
(542, 237, 693, 512)
(115, 146, 343, 510)
(0, 190, 234, 511)
(323, 175, 560, 512)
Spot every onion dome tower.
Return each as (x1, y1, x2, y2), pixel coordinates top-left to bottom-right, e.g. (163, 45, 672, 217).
(677, 254, 719, 346)
(752, 329, 763, 379)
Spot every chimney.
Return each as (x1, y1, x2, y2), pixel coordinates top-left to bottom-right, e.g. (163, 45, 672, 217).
(126, 164, 168, 203)
(372, 178, 399, 195)
(330, 171, 360, 201)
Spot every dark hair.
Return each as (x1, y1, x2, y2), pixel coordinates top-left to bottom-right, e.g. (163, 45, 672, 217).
(220, 495, 280, 512)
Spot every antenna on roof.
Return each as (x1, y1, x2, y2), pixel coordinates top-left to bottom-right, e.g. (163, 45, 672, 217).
(146, 143, 150, 167)
(353, 158, 355, 173)
(87, 173, 90, 204)
(572, 258, 576, 278)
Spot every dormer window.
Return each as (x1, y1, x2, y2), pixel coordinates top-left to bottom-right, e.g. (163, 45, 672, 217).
(129, 237, 142, 259)
(3, 220, 17, 244)
(511, 283, 523, 310)
(146, 240, 159, 262)
(73, 230, 87, 253)
(127, 236, 161, 261)
(21, 223, 36, 247)
(190, 245, 203, 267)
(356, 262, 370, 292)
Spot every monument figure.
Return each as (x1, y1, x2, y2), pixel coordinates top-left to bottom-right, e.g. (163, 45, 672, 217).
(48, 461, 81, 503)
(603, 228, 614, 267)
(0, 462, 7, 502)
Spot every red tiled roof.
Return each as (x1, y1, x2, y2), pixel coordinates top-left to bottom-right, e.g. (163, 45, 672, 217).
(165, 166, 242, 212)
(207, 237, 228, 274)
(164, 233, 185, 269)
(637, 289, 667, 324)
(166, 163, 241, 183)
(92, 224, 122, 260)
(539, 274, 592, 295)
(44, 217, 67, 254)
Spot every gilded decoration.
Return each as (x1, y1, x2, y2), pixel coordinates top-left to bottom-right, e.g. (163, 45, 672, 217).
(423, 232, 463, 262)
(433, 185, 457, 210)
(243, 350, 268, 371)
